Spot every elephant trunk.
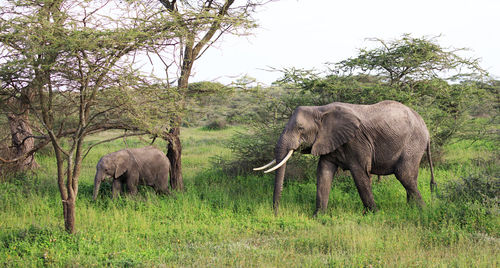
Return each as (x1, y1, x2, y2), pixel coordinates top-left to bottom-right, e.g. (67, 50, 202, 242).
(93, 169, 103, 201)
(272, 141, 290, 216)
(273, 162, 286, 216)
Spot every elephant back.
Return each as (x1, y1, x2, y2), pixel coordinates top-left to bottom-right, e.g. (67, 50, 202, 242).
(127, 146, 170, 175)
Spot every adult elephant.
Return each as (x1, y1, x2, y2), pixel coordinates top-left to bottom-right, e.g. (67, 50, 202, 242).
(254, 100, 436, 215)
(93, 146, 171, 200)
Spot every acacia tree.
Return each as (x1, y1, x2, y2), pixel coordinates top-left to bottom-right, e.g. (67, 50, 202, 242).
(156, 0, 266, 190)
(0, 0, 178, 233)
(335, 35, 486, 86)
(0, 1, 51, 170)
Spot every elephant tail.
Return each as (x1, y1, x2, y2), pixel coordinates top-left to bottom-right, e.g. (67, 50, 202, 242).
(426, 140, 437, 193)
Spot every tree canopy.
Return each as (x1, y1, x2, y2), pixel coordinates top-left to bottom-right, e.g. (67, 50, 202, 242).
(0, 0, 181, 233)
(335, 35, 486, 85)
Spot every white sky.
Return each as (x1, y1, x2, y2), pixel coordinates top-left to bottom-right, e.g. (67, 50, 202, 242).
(190, 0, 500, 85)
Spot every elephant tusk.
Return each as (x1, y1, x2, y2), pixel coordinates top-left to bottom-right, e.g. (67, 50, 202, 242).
(253, 159, 276, 171)
(264, 150, 294, 173)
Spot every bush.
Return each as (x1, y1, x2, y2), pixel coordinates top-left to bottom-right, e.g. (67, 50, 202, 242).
(203, 118, 227, 130)
(439, 174, 500, 207)
(215, 124, 316, 180)
(434, 163, 499, 235)
(424, 172, 500, 236)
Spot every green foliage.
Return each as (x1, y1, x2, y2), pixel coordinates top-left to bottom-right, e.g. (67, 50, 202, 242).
(203, 118, 228, 130)
(297, 74, 406, 105)
(183, 80, 290, 127)
(218, 124, 316, 180)
(184, 81, 233, 127)
(336, 35, 486, 85)
(215, 81, 320, 178)
(218, 124, 277, 174)
(187, 81, 227, 94)
(440, 173, 499, 208)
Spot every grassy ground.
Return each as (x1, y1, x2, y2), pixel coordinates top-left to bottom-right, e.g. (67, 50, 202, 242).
(0, 126, 498, 267)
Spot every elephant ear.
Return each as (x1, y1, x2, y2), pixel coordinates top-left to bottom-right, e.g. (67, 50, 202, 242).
(114, 151, 128, 178)
(311, 106, 361, 156)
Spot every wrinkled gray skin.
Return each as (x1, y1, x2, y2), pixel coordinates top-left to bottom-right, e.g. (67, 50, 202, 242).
(93, 146, 171, 200)
(272, 100, 436, 215)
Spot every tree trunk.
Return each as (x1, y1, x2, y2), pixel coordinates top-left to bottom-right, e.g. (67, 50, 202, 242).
(166, 127, 184, 191)
(63, 197, 75, 234)
(6, 107, 38, 170)
(52, 142, 77, 234)
(164, 39, 193, 192)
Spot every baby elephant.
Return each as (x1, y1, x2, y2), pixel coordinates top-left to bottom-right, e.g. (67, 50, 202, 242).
(93, 146, 170, 200)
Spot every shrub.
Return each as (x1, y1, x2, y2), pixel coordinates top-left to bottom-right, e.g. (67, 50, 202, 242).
(215, 124, 316, 180)
(439, 174, 500, 207)
(203, 118, 227, 130)
(435, 163, 499, 235)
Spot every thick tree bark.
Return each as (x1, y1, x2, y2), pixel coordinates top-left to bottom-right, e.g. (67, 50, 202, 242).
(159, 0, 237, 192)
(166, 127, 184, 191)
(164, 36, 193, 192)
(63, 197, 76, 234)
(6, 105, 39, 170)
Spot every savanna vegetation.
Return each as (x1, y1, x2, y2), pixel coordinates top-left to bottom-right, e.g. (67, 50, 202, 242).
(0, 127, 498, 266)
(1, 0, 499, 267)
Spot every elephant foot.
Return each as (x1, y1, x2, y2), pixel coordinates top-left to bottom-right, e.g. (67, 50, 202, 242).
(313, 207, 327, 217)
(408, 199, 426, 209)
(406, 192, 425, 208)
(362, 206, 378, 215)
(362, 209, 373, 215)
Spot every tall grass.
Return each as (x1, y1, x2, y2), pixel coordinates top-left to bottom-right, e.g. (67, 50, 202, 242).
(0, 127, 498, 266)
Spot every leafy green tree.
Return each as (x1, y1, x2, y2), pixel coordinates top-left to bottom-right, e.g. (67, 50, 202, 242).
(0, 0, 177, 233)
(335, 35, 486, 86)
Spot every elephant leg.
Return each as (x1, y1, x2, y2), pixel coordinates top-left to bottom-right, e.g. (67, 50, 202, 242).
(127, 183, 138, 195)
(395, 164, 424, 207)
(154, 174, 171, 195)
(314, 157, 337, 216)
(112, 179, 122, 198)
(126, 172, 139, 196)
(350, 168, 377, 212)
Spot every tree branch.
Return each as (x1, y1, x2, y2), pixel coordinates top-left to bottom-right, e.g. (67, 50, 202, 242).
(81, 131, 147, 161)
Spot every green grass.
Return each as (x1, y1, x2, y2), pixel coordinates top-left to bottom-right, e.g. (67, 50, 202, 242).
(0, 126, 499, 267)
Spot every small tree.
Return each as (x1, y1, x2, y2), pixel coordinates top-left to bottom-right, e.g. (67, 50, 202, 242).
(0, 0, 178, 233)
(155, 0, 266, 190)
